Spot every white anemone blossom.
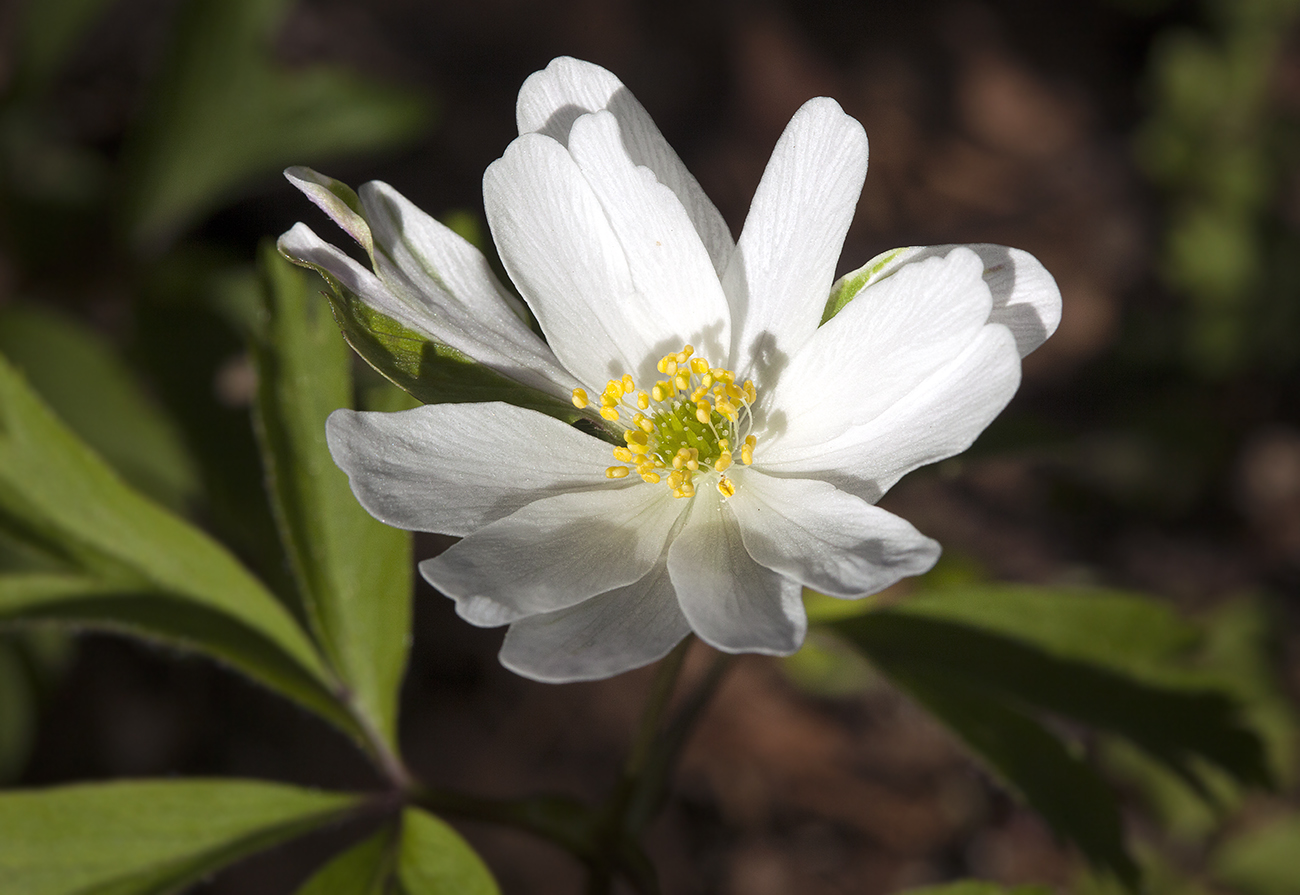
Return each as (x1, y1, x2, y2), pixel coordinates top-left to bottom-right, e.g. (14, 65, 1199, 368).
(278, 57, 1061, 683)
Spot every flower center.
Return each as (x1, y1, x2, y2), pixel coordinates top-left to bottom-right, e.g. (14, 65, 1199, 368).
(570, 345, 758, 499)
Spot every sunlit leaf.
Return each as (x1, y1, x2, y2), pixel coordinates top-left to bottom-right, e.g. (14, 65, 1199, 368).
(0, 304, 199, 511)
(120, 0, 428, 249)
(0, 573, 351, 731)
(397, 809, 499, 895)
(0, 356, 356, 734)
(250, 244, 412, 754)
(0, 779, 358, 895)
(296, 826, 395, 895)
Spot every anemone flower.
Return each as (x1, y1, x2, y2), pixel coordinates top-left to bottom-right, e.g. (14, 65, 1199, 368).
(278, 57, 1061, 682)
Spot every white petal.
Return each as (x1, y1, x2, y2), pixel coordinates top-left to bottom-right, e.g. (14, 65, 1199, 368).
(277, 222, 433, 340)
(722, 98, 868, 381)
(667, 487, 805, 655)
(278, 215, 579, 401)
(484, 133, 662, 386)
(284, 167, 373, 256)
(421, 484, 683, 627)
(759, 324, 1021, 503)
(567, 111, 731, 363)
(359, 180, 527, 326)
(499, 559, 690, 683)
(727, 469, 939, 598)
(761, 247, 993, 453)
(831, 244, 1061, 357)
(516, 56, 734, 273)
(326, 403, 620, 538)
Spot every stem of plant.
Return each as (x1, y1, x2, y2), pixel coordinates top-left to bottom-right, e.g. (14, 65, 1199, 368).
(586, 637, 735, 895)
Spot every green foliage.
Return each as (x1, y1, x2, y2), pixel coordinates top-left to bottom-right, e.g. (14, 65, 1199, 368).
(905, 881, 1053, 895)
(397, 809, 501, 895)
(120, 0, 429, 250)
(0, 305, 199, 511)
(1213, 815, 1300, 895)
(823, 585, 1274, 886)
(250, 244, 413, 756)
(0, 354, 358, 735)
(0, 779, 357, 895)
(296, 827, 396, 895)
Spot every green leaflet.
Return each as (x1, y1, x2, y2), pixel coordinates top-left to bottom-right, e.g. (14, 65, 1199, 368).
(251, 244, 412, 755)
(0, 355, 357, 737)
(397, 809, 500, 895)
(0, 305, 199, 512)
(119, 0, 429, 249)
(0, 779, 358, 895)
(296, 827, 396, 895)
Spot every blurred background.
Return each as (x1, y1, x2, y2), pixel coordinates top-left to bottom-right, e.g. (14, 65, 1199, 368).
(1, 0, 1299, 892)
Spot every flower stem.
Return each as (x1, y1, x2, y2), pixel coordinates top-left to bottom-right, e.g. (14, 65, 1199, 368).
(586, 638, 736, 895)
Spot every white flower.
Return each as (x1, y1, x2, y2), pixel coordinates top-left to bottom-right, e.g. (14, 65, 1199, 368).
(278, 57, 1061, 683)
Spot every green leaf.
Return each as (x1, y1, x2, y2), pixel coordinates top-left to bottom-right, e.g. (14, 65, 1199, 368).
(881, 662, 1138, 885)
(902, 881, 1053, 895)
(397, 809, 499, 895)
(250, 244, 412, 754)
(0, 573, 352, 732)
(0, 356, 356, 734)
(120, 0, 429, 249)
(835, 610, 1271, 795)
(0, 304, 199, 511)
(1212, 815, 1300, 895)
(892, 585, 1201, 685)
(319, 270, 587, 423)
(296, 826, 396, 895)
(0, 779, 358, 895)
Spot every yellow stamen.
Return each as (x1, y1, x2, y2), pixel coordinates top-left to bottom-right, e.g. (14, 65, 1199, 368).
(571, 388, 589, 409)
(717, 476, 736, 498)
(606, 466, 630, 479)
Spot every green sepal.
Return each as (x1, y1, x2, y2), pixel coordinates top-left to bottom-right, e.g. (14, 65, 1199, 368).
(820, 247, 911, 324)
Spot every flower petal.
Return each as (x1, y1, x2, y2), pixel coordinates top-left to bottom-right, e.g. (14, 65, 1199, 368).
(722, 97, 868, 382)
(499, 558, 690, 683)
(567, 111, 731, 363)
(485, 133, 663, 386)
(759, 324, 1021, 503)
(516, 56, 734, 274)
(667, 487, 805, 654)
(761, 247, 993, 452)
(279, 206, 579, 400)
(421, 484, 683, 627)
(326, 402, 619, 538)
(727, 469, 939, 598)
(829, 243, 1061, 357)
